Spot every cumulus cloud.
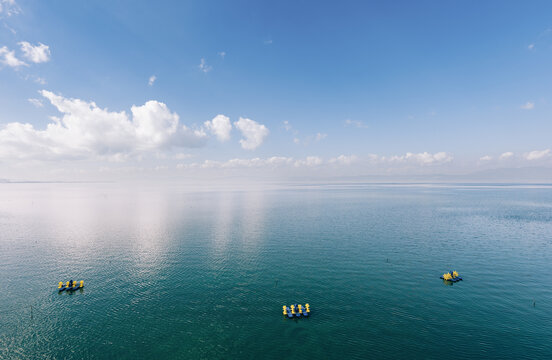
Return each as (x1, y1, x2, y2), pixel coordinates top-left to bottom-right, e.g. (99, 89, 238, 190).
(525, 149, 551, 160)
(148, 75, 156, 86)
(19, 42, 51, 63)
(329, 154, 357, 165)
(499, 152, 514, 160)
(218, 51, 226, 59)
(388, 152, 453, 165)
(0, 90, 207, 161)
(528, 44, 535, 50)
(479, 155, 492, 162)
(204, 114, 232, 142)
(130, 100, 179, 149)
(520, 101, 534, 110)
(199, 58, 212, 73)
(0, 46, 26, 68)
(234, 117, 269, 150)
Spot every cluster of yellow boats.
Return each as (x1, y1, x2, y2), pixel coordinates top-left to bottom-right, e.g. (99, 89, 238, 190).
(283, 304, 310, 318)
(57, 280, 84, 292)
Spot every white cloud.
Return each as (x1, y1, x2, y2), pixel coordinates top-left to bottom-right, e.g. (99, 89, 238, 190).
(294, 156, 323, 167)
(176, 153, 455, 172)
(177, 156, 330, 170)
(204, 114, 232, 142)
(525, 149, 551, 160)
(329, 155, 357, 165)
(223, 156, 293, 168)
(264, 39, 273, 45)
(293, 138, 300, 144)
(520, 101, 534, 110)
(199, 58, 212, 73)
(0, 90, 207, 161)
(528, 43, 535, 50)
(345, 119, 368, 129)
(148, 75, 156, 86)
(499, 152, 514, 160)
(479, 149, 552, 164)
(218, 51, 226, 59)
(18, 42, 51, 63)
(234, 117, 269, 150)
(0, 45, 26, 67)
(264, 156, 294, 166)
(0, 0, 20, 16)
(34, 77, 46, 84)
(130, 99, 180, 149)
(389, 152, 453, 165)
(28, 98, 43, 107)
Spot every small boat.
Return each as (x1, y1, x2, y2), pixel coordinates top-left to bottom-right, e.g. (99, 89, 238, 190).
(283, 303, 310, 318)
(57, 280, 84, 292)
(284, 306, 293, 318)
(440, 271, 463, 282)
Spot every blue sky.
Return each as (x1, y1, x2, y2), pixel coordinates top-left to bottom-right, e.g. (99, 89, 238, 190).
(1, 0, 551, 180)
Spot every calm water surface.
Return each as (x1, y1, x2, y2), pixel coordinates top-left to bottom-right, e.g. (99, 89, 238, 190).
(0, 183, 551, 359)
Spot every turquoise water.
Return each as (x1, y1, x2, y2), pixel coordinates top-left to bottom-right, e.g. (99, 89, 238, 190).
(1, 183, 551, 359)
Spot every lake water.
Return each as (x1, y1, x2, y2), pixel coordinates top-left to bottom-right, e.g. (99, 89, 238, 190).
(1, 183, 551, 359)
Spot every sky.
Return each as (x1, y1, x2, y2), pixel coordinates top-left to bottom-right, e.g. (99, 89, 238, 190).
(0, 0, 551, 181)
